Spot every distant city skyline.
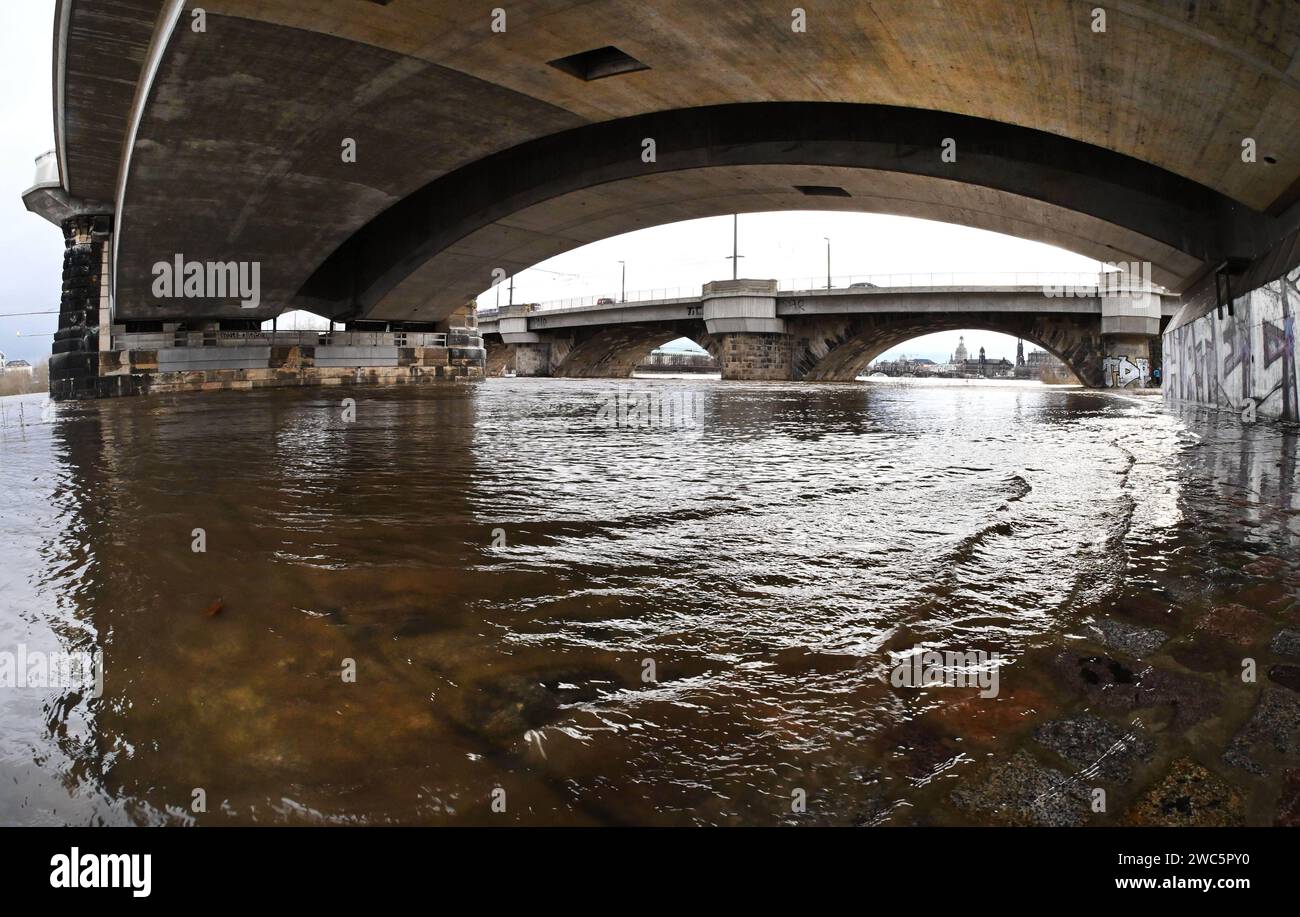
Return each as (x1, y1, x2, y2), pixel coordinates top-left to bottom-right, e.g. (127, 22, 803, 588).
(659, 331, 1041, 363)
(871, 331, 1045, 364)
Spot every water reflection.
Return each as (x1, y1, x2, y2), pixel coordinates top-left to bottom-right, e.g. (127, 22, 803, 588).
(0, 381, 1296, 825)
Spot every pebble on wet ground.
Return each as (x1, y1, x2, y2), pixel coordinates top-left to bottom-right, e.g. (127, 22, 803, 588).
(950, 749, 1091, 827)
(1032, 714, 1154, 781)
(1270, 664, 1300, 693)
(1126, 758, 1244, 827)
(1270, 628, 1300, 659)
(1052, 652, 1219, 730)
(1223, 687, 1300, 777)
(1195, 603, 1271, 648)
(1086, 618, 1168, 657)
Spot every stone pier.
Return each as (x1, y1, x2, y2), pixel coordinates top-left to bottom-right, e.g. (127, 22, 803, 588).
(50, 213, 114, 399)
(701, 279, 793, 381)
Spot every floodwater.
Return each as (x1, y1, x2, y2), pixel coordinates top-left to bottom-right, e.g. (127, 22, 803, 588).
(0, 379, 1296, 826)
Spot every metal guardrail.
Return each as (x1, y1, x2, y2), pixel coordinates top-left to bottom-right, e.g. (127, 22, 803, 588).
(777, 271, 1129, 292)
(480, 286, 696, 314)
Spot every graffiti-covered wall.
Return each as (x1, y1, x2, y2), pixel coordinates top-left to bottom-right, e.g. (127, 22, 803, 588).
(1102, 355, 1149, 388)
(1164, 268, 1299, 423)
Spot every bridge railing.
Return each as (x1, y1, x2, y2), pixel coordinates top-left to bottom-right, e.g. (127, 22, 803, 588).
(479, 286, 698, 314)
(777, 271, 1120, 292)
(477, 271, 1162, 318)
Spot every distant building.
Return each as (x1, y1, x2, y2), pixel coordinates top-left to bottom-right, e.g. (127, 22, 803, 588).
(871, 339, 1020, 378)
(954, 357, 1014, 377)
(636, 345, 719, 374)
(1017, 348, 1074, 382)
(1, 358, 33, 378)
(870, 356, 938, 376)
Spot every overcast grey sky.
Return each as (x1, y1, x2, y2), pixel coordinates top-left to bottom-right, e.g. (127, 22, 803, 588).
(2, 0, 1101, 365)
(1, 1, 59, 364)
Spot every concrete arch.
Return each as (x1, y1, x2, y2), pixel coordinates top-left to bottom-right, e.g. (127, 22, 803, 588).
(294, 103, 1249, 326)
(48, 2, 1300, 342)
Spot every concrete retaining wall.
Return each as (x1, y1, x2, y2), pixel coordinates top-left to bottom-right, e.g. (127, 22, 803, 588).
(1164, 268, 1299, 422)
(91, 340, 484, 398)
(313, 346, 401, 368)
(158, 346, 272, 372)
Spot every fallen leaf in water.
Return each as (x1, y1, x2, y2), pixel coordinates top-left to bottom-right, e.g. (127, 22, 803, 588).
(203, 599, 224, 617)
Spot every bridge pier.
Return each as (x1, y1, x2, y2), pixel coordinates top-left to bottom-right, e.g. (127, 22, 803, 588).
(702, 279, 794, 381)
(49, 213, 114, 399)
(712, 333, 793, 381)
(496, 304, 552, 376)
(512, 342, 553, 377)
(1098, 267, 1162, 388)
(20, 152, 120, 398)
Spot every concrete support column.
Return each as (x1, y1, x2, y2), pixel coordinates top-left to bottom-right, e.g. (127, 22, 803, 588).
(513, 342, 552, 377)
(702, 279, 792, 380)
(496, 303, 546, 375)
(1098, 268, 1160, 388)
(50, 213, 112, 400)
(1100, 334, 1154, 388)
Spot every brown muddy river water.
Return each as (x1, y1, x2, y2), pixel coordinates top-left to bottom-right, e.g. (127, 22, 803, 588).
(0, 380, 1297, 826)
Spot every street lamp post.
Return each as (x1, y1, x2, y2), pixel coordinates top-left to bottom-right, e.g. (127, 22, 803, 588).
(733, 215, 738, 280)
(824, 236, 831, 289)
(725, 214, 743, 280)
(618, 261, 626, 303)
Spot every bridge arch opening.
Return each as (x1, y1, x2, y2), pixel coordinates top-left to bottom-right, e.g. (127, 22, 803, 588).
(290, 102, 1220, 326)
(631, 337, 720, 379)
(797, 315, 1098, 385)
(550, 326, 715, 379)
(849, 330, 1080, 384)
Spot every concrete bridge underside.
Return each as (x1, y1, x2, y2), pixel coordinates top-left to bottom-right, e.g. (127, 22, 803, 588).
(46, 1, 1300, 320)
(491, 311, 1109, 386)
(26, 0, 1300, 399)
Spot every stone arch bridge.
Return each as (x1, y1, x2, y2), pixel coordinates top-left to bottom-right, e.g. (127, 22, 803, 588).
(479, 278, 1179, 387)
